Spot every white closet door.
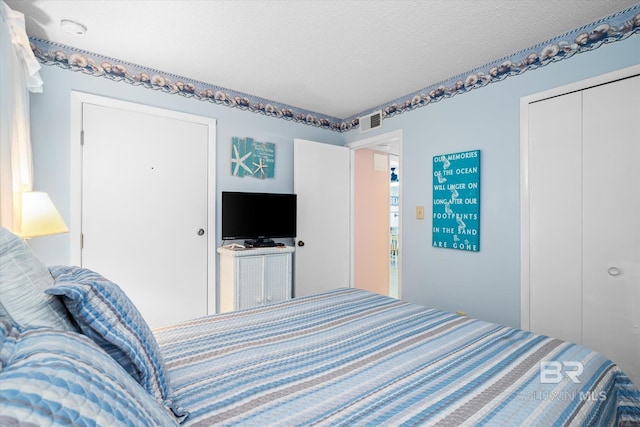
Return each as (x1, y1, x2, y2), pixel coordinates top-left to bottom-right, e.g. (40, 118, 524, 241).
(582, 75, 640, 385)
(82, 103, 210, 328)
(528, 92, 583, 344)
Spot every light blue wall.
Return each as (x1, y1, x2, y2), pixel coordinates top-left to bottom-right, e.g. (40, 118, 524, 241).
(27, 33, 639, 329)
(27, 65, 345, 265)
(344, 35, 640, 328)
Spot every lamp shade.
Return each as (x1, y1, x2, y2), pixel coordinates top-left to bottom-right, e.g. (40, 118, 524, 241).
(16, 191, 69, 239)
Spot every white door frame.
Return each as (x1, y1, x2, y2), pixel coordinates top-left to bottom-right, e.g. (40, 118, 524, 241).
(69, 91, 217, 313)
(346, 129, 403, 298)
(519, 64, 640, 330)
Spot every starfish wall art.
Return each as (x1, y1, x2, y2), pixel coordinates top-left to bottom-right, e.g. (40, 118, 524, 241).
(231, 137, 275, 179)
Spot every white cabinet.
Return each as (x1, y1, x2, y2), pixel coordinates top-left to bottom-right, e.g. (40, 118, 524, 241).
(523, 71, 640, 386)
(217, 246, 294, 312)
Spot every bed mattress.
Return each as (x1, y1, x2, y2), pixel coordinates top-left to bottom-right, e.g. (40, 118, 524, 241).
(154, 288, 639, 426)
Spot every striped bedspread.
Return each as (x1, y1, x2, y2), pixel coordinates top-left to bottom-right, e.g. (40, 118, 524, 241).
(154, 288, 640, 426)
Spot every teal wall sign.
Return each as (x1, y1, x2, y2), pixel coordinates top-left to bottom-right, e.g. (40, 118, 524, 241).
(231, 137, 276, 179)
(432, 150, 480, 251)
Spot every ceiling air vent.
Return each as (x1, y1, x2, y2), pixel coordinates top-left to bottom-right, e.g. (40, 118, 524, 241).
(359, 110, 382, 133)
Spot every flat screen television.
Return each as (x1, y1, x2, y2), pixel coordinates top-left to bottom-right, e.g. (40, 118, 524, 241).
(221, 191, 297, 247)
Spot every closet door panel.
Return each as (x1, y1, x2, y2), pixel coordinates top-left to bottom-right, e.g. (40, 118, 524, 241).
(582, 75, 640, 384)
(528, 93, 583, 344)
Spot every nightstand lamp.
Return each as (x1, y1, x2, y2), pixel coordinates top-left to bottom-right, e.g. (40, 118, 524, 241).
(15, 191, 68, 239)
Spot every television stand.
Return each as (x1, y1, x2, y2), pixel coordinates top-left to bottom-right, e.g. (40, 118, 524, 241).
(244, 238, 277, 248)
(217, 245, 294, 312)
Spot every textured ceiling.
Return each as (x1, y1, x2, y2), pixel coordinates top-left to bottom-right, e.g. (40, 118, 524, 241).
(6, 0, 640, 119)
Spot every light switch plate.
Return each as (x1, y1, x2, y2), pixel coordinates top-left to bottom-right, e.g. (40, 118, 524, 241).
(416, 206, 425, 220)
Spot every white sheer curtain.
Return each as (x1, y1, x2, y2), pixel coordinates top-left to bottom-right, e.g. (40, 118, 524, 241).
(0, 0, 43, 232)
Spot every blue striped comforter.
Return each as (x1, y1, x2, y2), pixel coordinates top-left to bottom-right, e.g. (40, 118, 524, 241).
(154, 288, 640, 426)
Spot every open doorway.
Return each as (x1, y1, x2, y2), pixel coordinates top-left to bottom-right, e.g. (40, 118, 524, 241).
(389, 154, 399, 298)
(348, 130, 402, 299)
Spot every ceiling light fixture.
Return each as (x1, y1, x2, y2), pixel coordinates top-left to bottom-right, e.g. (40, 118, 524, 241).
(60, 19, 87, 37)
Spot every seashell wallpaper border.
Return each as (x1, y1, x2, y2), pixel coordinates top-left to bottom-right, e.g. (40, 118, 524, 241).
(29, 5, 640, 133)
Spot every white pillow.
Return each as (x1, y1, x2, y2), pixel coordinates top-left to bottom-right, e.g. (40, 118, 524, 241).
(0, 227, 76, 331)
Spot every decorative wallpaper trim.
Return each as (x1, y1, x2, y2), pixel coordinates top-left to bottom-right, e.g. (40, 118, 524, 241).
(30, 5, 640, 133)
(29, 38, 343, 131)
(347, 5, 640, 126)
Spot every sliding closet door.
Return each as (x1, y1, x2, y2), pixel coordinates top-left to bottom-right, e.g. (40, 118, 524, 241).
(527, 93, 583, 344)
(582, 75, 640, 384)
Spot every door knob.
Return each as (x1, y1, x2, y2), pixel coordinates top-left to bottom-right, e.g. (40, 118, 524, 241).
(607, 266, 621, 277)
(197, 228, 205, 236)
(297, 240, 305, 247)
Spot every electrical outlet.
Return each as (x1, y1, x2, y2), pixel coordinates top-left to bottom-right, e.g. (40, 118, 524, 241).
(416, 206, 425, 220)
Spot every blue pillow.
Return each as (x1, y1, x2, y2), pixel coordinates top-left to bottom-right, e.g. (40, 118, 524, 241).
(0, 318, 180, 426)
(0, 227, 76, 331)
(45, 266, 187, 421)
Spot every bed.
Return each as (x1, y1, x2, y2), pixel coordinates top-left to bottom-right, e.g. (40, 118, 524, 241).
(1, 227, 639, 426)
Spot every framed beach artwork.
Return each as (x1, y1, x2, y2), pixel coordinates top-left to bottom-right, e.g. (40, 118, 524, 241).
(432, 150, 480, 252)
(231, 137, 275, 179)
